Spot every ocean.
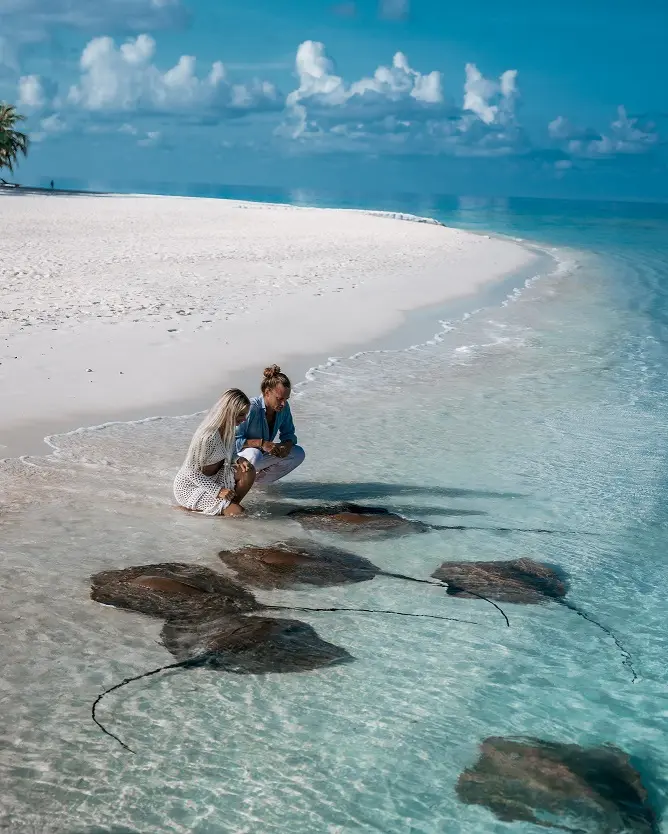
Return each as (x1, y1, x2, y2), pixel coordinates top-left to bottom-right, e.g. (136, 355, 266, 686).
(1, 192, 667, 833)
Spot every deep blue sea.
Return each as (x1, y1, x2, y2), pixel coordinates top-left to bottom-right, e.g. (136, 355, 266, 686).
(1, 188, 667, 833)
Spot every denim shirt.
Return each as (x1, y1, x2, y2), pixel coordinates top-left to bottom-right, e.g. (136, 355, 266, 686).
(235, 395, 298, 454)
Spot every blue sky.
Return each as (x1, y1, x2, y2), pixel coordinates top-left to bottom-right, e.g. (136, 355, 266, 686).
(1, 0, 666, 200)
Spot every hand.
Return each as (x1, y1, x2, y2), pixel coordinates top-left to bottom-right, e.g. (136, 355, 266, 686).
(234, 459, 253, 474)
(273, 443, 291, 458)
(260, 441, 278, 456)
(217, 488, 236, 503)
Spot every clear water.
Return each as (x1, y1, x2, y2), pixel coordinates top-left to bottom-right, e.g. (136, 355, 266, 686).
(1, 195, 668, 833)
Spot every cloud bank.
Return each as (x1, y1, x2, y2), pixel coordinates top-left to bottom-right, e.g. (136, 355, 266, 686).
(66, 35, 279, 116)
(277, 41, 525, 158)
(10, 34, 663, 170)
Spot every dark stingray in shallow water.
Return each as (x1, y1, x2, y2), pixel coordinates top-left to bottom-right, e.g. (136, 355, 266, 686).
(456, 736, 659, 833)
(432, 558, 638, 681)
(161, 613, 354, 673)
(286, 503, 584, 538)
(90, 563, 260, 621)
(432, 558, 566, 604)
(92, 612, 354, 752)
(287, 503, 429, 537)
(219, 541, 383, 588)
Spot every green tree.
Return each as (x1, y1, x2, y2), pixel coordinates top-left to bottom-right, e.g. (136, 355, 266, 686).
(0, 103, 29, 176)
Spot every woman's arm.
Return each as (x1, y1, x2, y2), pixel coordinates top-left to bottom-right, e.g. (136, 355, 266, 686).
(201, 460, 224, 477)
(189, 466, 233, 500)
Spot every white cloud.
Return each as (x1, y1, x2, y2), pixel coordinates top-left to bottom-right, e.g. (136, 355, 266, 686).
(282, 41, 444, 140)
(137, 129, 161, 146)
(67, 35, 280, 116)
(0, 0, 186, 44)
(548, 115, 574, 140)
(463, 63, 518, 126)
(17, 74, 45, 108)
(550, 106, 658, 158)
(31, 112, 67, 142)
(279, 42, 524, 157)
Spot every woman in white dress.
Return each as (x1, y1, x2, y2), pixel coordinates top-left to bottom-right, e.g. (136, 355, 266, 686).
(174, 389, 256, 517)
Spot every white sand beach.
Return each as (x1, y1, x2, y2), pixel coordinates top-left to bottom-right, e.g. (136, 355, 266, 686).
(0, 193, 536, 457)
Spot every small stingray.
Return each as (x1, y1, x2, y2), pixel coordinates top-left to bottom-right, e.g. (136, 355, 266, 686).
(90, 563, 260, 622)
(287, 503, 589, 538)
(433, 559, 638, 682)
(456, 736, 659, 833)
(287, 503, 430, 537)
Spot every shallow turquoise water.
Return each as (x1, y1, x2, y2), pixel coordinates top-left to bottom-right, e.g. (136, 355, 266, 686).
(1, 196, 667, 833)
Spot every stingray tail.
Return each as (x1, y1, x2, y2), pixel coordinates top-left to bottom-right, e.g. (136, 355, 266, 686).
(558, 599, 639, 684)
(428, 524, 595, 535)
(266, 604, 480, 626)
(92, 655, 208, 753)
(378, 570, 511, 627)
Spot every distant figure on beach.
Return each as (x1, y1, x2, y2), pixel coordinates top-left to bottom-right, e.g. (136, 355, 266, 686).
(173, 389, 256, 516)
(236, 365, 305, 485)
(50, 180, 54, 190)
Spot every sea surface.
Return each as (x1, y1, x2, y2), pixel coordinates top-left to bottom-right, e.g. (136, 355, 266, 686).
(1, 192, 668, 833)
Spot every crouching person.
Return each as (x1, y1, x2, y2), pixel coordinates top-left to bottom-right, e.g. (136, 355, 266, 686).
(235, 365, 305, 485)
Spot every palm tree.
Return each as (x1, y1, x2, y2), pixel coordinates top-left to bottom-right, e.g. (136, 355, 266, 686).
(0, 103, 29, 177)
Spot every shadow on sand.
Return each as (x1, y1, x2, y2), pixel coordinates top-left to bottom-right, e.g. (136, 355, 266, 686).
(267, 481, 524, 502)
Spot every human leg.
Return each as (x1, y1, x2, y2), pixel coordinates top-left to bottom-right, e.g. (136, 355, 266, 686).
(233, 462, 256, 502)
(255, 445, 306, 485)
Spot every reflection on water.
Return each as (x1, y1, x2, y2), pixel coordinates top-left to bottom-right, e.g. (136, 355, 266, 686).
(1, 197, 668, 832)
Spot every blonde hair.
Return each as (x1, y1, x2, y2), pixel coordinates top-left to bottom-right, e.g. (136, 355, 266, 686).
(261, 364, 291, 393)
(185, 388, 250, 470)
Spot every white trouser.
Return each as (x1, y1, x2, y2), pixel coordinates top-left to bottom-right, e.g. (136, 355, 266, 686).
(237, 444, 305, 485)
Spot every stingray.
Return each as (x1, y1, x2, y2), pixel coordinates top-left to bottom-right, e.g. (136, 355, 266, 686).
(433, 558, 638, 682)
(219, 541, 383, 588)
(456, 736, 659, 833)
(287, 503, 430, 537)
(161, 613, 353, 673)
(287, 503, 587, 538)
(433, 558, 567, 605)
(92, 612, 353, 753)
(90, 563, 260, 621)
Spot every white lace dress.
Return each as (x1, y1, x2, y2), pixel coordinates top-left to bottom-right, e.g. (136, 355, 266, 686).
(173, 432, 236, 515)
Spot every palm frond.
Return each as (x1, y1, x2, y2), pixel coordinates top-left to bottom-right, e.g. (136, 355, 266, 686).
(0, 101, 30, 175)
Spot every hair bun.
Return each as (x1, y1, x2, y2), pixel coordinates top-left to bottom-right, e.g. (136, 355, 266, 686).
(263, 364, 281, 379)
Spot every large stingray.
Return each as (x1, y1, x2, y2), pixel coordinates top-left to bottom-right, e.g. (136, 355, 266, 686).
(93, 612, 353, 753)
(456, 736, 659, 833)
(161, 613, 354, 673)
(287, 503, 583, 539)
(218, 541, 383, 588)
(433, 558, 567, 605)
(433, 558, 638, 681)
(90, 563, 260, 621)
(287, 503, 430, 537)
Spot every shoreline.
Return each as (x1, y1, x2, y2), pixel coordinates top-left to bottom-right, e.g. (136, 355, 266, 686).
(1, 193, 543, 459)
